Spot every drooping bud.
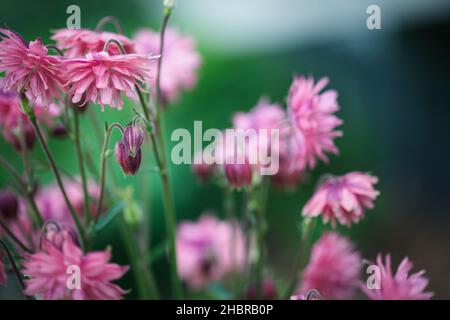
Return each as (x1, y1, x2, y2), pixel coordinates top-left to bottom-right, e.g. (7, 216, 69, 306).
(0, 189, 19, 220)
(224, 162, 253, 189)
(245, 278, 278, 300)
(192, 151, 214, 182)
(115, 141, 142, 175)
(123, 124, 145, 157)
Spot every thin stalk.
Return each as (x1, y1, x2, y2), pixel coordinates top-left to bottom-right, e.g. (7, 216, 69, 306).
(255, 177, 270, 298)
(284, 217, 316, 299)
(151, 7, 182, 299)
(73, 110, 91, 226)
(118, 214, 159, 299)
(0, 155, 43, 227)
(95, 16, 125, 35)
(93, 123, 123, 223)
(0, 240, 29, 299)
(28, 115, 87, 251)
(0, 219, 32, 253)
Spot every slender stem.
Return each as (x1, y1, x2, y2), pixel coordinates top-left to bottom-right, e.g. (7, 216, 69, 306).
(0, 240, 28, 298)
(46, 45, 64, 56)
(256, 177, 270, 298)
(28, 115, 87, 251)
(118, 213, 159, 299)
(95, 16, 125, 35)
(0, 155, 43, 227)
(94, 123, 123, 224)
(73, 110, 91, 225)
(284, 217, 316, 299)
(152, 8, 182, 299)
(0, 219, 32, 253)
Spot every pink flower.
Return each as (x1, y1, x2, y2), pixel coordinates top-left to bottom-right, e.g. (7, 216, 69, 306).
(302, 172, 379, 227)
(288, 76, 342, 169)
(176, 214, 247, 289)
(0, 29, 63, 106)
(232, 98, 285, 131)
(0, 250, 6, 286)
(224, 161, 253, 189)
(115, 140, 142, 175)
(23, 232, 128, 300)
(35, 179, 100, 226)
(134, 28, 201, 103)
(0, 89, 61, 150)
(298, 232, 361, 299)
(61, 51, 154, 110)
(51, 29, 135, 58)
(362, 254, 433, 300)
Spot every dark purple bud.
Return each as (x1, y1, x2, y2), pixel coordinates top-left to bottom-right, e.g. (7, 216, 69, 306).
(51, 123, 69, 138)
(123, 124, 145, 157)
(224, 162, 253, 188)
(0, 190, 19, 220)
(115, 141, 142, 175)
(245, 278, 278, 300)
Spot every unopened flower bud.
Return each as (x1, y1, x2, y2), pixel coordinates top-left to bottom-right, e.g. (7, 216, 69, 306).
(123, 124, 145, 157)
(51, 123, 69, 138)
(0, 189, 19, 220)
(192, 151, 214, 182)
(245, 278, 278, 300)
(224, 162, 253, 188)
(115, 141, 142, 175)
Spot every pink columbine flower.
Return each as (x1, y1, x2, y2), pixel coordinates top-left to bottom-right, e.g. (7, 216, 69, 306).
(23, 232, 128, 300)
(122, 124, 145, 157)
(61, 51, 155, 110)
(51, 29, 135, 58)
(134, 28, 201, 103)
(0, 89, 61, 150)
(288, 76, 342, 169)
(224, 161, 254, 189)
(302, 172, 379, 227)
(115, 140, 142, 175)
(0, 29, 63, 106)
(232, 98, 286, 131)
(176, 214, 247, 289)
(35, 178, 100, 226)
(362, 254, 433, 300)
(298, 232, 362, 300)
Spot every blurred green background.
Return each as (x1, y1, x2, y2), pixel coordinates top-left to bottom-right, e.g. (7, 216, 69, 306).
(1, 0, 450, 299)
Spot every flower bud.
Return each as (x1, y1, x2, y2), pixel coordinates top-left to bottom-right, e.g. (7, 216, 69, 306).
(115, 141, 142, 175)
(51, 123, 69, 138)
(0, 189, 19, 220)
(245, 278, 278, 300)
(192, 151, 214, 182)
(123, 124, 144, 157)
(224, 162, 253, 188)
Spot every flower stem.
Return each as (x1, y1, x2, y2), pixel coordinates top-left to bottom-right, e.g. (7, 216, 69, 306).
(0, 240, 29, 299)
(0, 155, 43, 228)
(118, 213, 159, 299)
(94, 123, 123, 224)
(73, 110, 91, 226)
(28, 114, 87, 251)
(284, 217, 316, 299)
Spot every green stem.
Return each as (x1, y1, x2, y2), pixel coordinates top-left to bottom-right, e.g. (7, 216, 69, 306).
(0, 155, 43, 228)
(28, 114, 87, 251)
(118, 213, 159, 299)
(73, 110, 91, 226)
(0, 219, 32, 253)
(93, 123, 123, 224)
(284, 217, 316, 299)
(0, 240, 29, 299)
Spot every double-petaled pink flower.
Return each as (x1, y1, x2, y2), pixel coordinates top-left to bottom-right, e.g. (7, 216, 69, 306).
(0, 29, 63, 106)
(176, 214, 247, 289)
(362, 254, 433, 300)
(23, 232, 129, 300)
(134, 28, 201, 103)
(51, 29, 135, 58)
(288, 76, 342, 169)
(302, 172, 379, 227)
(61, 51, 155, 110)
(298, 232, 362, 299)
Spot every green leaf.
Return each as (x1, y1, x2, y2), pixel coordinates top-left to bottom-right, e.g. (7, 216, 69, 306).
(92, 201, 125, 233)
